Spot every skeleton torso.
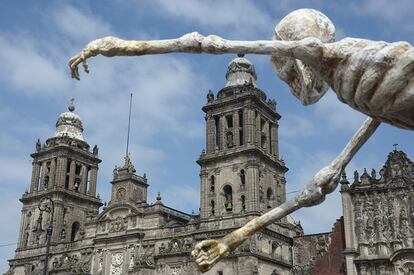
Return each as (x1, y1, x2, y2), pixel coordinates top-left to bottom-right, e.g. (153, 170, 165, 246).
(319, 38, 414, 130)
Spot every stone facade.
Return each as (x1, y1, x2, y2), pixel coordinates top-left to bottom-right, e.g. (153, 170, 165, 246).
(340, 149, 414, 275)
(6, 56, 302, 275)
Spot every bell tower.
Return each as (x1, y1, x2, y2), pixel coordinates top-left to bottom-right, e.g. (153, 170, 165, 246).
(16, 100, 102, 253)
(198, 55, 288, 220)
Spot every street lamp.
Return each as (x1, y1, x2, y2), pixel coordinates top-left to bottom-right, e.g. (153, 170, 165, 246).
(33, 197, 54, 275)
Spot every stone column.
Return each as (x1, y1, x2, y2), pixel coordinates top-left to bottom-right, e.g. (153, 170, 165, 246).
(39, 161, 47, 191)
(55, 157, 67, 188)
(233, 110, 240, 146)
(206, 115, 215, 153)
(219, 115, 226, 149)
(270, 122, 279, 157)
(49, 158, 56, 188)
(30, 161, 41, 192)
(80, 165, 88, 194)
(89, 166, 98, 196)
(68, 160, 76, 191)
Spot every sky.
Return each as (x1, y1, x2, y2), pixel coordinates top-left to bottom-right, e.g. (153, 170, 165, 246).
(1, 0, 414, 271)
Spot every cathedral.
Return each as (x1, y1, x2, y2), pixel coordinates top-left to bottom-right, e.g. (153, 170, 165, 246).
(5, 56, 414, 275)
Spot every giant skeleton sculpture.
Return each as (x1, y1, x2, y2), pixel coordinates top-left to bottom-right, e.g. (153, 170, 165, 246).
(69, 9, 414, 272)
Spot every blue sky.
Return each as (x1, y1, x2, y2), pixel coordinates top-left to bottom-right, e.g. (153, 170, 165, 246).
(1, 0, 414, 271)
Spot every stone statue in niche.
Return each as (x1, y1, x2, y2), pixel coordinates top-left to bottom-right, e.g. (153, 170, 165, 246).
(226, 131, 233, 148)
(69, 8, 414, 272)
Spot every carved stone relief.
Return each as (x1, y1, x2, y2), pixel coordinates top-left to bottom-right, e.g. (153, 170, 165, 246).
(110, 253, 123, 275)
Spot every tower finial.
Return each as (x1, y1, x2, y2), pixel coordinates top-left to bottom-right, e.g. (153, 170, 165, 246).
(68, 98, 75, 112)
(126, 93, 133, 158)
(393, 143, 398, 151)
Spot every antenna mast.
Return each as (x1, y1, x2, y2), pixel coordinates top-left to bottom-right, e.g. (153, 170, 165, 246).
(126, 93, 133, 158)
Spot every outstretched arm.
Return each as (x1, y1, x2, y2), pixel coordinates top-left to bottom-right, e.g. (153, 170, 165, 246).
(191, 117, 380, 272)
(68, 32, 325, 79)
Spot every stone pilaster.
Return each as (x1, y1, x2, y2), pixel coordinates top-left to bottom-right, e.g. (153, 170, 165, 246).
(341, 189, 357, 275)
(271, 123, 279, 157)
(233, 110, 240, 146)
(219, 115, 226, 149)
(39, 161, 47, 191)
(49, 158, 56, 188)
(264, 120, 270, 153)
(30, 161, 41, 192)
(246, 165, 259, 212)
(206, 115, 215, 153)
(80, 165, 88, 194)
(52, 204, 63, 242)
(68, 160, 76, 191)
(243, 108, 255, 144)
(89, 166, 98, 196)
(55, 157, 67, 188)
(255, 112, 261, 146)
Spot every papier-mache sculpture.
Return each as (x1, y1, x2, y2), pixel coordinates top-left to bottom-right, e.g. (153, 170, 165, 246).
(69, 9, 413, 272)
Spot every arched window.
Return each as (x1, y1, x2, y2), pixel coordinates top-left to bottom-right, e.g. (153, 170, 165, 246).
(223, 185, 233, 212)
(210, 176, 215, 193)
(71, 222, 80, 242)
(267, 188, 273, 209)
(210, 200, 215, 216)
(241, 195, 246, 212)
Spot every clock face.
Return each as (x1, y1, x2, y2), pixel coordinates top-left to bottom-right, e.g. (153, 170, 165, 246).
(116, 188, 126, 200)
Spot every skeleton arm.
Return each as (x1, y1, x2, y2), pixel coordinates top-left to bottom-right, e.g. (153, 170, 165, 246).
(191, 117, 380, 272)
(68, 32, 325, 80)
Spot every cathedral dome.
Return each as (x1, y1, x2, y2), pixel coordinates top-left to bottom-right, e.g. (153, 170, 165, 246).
(53, 100, 84, 141)
(225, 54, 257, 87)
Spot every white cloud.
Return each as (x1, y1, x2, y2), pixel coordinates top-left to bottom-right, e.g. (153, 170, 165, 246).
(280, 114, 317, 138)
(0, 34, 70, 94)
(52, 5, 113, 41)
(352, 0, 414, 36)
(143, 0, 274, 38)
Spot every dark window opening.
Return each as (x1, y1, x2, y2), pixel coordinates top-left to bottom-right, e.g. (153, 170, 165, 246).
(226, 114, 233, 128)
(71, 222, 80, 242)
(210, 200, 215, 216)
(65, 175, 69, 189)
(239, 130, 243, 145)
(75, 164, 82, 176)
(261, 135, 267, 149)
(238, 110, 243, 128)
(223, 185, 233, 212)
(210, 176, 215, 193)
(267, 188, 273, 209)
(241, 195, 246, 212)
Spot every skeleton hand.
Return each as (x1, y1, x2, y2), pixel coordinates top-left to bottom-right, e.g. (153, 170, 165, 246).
(69, 36, 125, 80)
(191, 239, 230, 273)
